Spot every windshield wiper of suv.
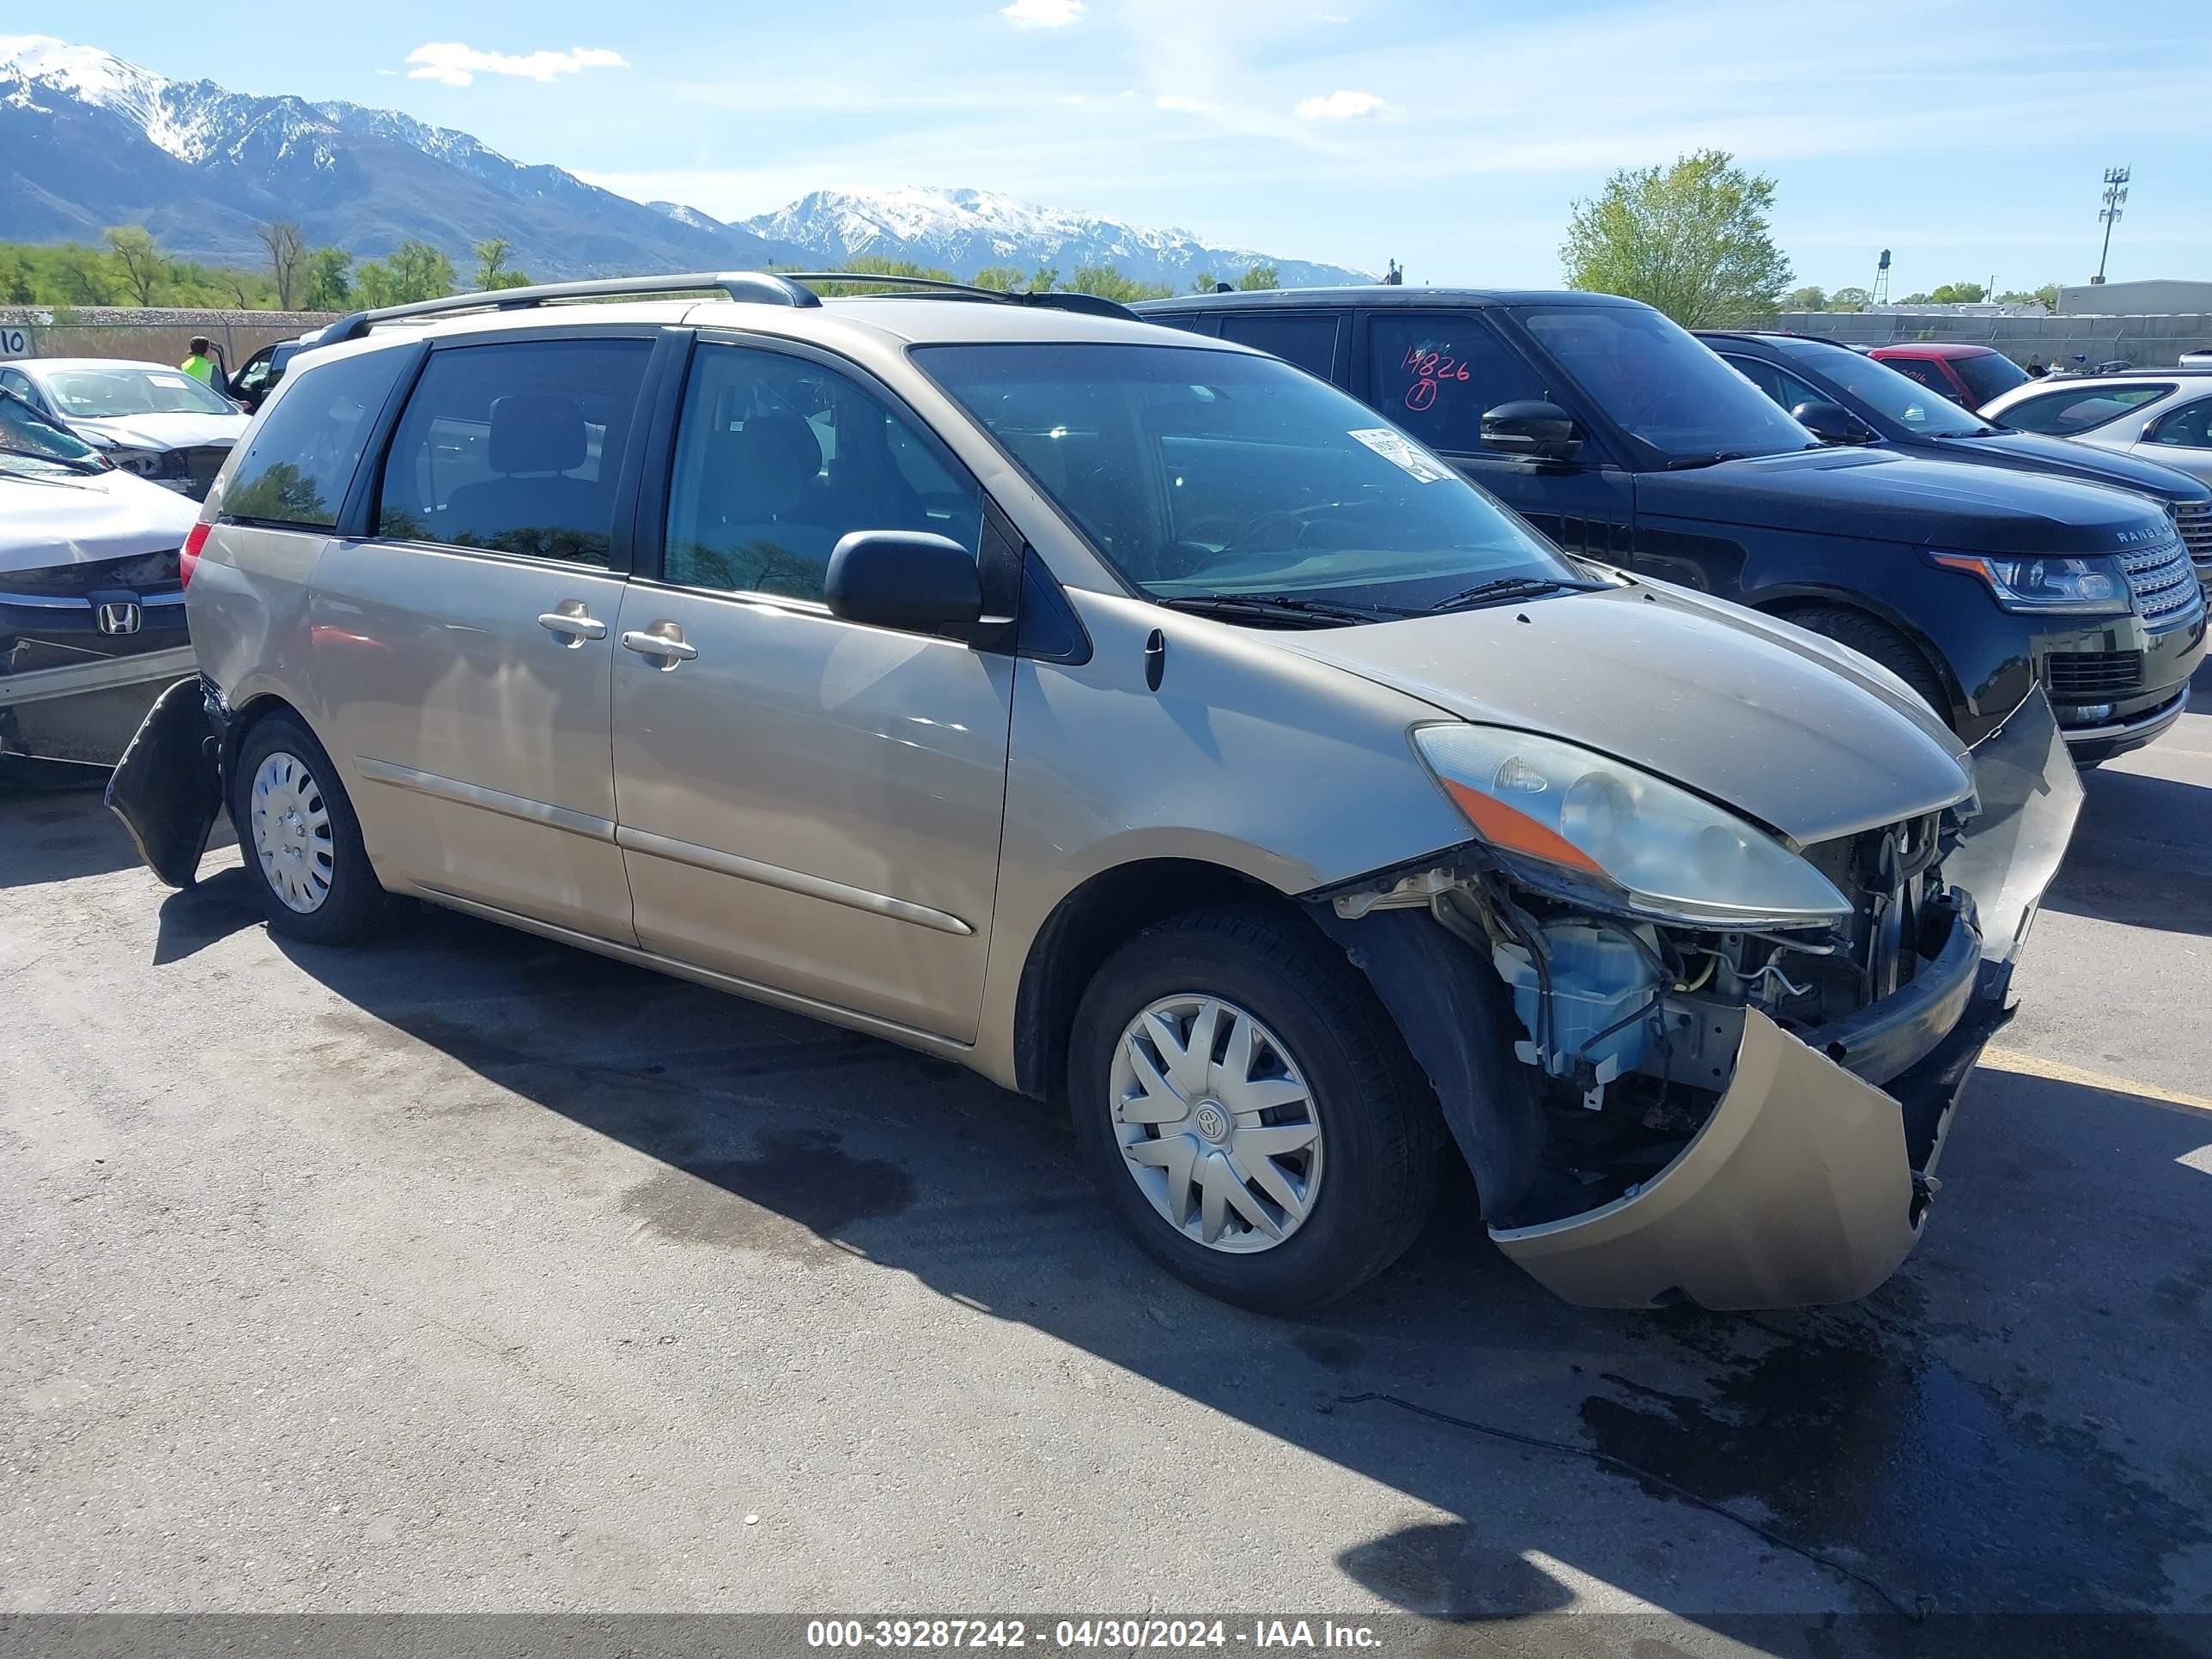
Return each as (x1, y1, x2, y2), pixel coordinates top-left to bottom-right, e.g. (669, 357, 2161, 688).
(1425, 574, 1601, 612)
(0, 442, 103, 475)
(1153, 592, 1408, 629)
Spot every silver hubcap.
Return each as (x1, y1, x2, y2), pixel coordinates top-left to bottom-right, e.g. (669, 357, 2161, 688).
(249, 750, 334, 915)
(1109, 994, 1323, 1255)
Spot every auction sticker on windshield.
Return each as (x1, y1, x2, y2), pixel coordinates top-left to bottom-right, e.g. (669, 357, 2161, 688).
(1349, 427, 1453, 483)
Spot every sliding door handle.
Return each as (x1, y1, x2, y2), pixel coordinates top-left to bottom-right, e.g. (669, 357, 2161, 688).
(538, 610, 607, 644)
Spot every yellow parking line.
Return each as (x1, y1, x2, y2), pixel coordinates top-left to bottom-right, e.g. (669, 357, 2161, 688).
(1979, 1047, 2212, 1115)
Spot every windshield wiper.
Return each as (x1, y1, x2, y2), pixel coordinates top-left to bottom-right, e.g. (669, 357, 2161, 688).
(0, 443, 102, 474)
(1152, 592, 1407, 628)
(1425, 574, 1601, 612)
(1665, 450, 1751, 470)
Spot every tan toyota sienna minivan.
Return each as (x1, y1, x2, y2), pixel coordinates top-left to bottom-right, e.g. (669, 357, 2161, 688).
(110, 272, 2083, 1316)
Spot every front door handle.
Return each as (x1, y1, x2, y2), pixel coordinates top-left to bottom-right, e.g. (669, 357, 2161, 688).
(538, 608, 607, 645)
(621, 625, 699, 666)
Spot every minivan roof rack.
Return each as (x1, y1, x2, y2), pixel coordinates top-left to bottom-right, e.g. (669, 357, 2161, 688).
(315, 270, 822, 345)
(775, 271, 1139, 321)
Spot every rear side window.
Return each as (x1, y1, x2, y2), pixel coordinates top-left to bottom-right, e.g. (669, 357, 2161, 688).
(1365, 313, 1549, 452)
(1724, 355, 1823, 412)
(377, 337, 653, 566)
(1218, 313, 1342, 380)
(2148, 396, 2212, 450)
(1997, 383, 2171, 436)
(222, 348, 410, 529)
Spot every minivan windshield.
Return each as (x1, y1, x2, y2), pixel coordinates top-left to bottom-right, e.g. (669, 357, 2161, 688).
(915, 342, 1584, 617)
(1518, 305, 1818, 465)
(1788, 339, 1995, 436)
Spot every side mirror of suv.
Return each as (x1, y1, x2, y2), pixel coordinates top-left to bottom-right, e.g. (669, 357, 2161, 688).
(1790, 399, 1872, 445)
(1481, 400, 1583, 462)
(825, 530, 988, 642)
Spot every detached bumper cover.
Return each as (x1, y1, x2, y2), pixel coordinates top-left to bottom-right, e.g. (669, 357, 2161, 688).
(104, 675, 223, 888)
(1490, 689, 2082, 1311)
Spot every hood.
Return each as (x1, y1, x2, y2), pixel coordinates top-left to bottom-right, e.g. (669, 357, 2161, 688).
(0, 466, 199, 574)
(64, 411, 248, 452)
(1929, 429, 2212, 505)
(1636, 446, 2173, 555)
(1273, 583, 1973, 846)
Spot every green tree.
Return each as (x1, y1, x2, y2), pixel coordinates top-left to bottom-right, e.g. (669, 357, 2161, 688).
(356, 240, 457, 307)
(472, 237, 530, 291)
(1560, 149, 1793, 325)
(1925, 281, 1986, 305)
(1029, 265, 1060, 294)
(1235, 264, 1279, 291)
(1191, 270, 1219, 293)
(969, 265, 1026, 291)
(105, 225, 166, 307)
(258, 220, 307, 309)
(303, 247, 353, 311)
(0, 250, 33, 304)
(1828, 286, 1872, 313)
(1069, 265, 1175, 303)
(1996, 283, 2059, 310)
(54, 244, 114, 305)
(1784, 284, 1827, 311)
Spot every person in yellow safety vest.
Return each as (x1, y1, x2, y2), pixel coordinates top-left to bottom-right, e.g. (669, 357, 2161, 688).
(179, 337, 218, 386)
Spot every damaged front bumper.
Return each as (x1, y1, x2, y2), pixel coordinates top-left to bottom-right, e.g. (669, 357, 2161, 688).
(1487, 690, 2081, 1310)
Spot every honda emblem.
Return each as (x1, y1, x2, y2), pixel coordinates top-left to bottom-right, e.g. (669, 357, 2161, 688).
(95, 601, 143, 636)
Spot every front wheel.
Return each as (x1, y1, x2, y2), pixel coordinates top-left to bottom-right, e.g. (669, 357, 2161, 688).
(1067, 905, 1443, 1314)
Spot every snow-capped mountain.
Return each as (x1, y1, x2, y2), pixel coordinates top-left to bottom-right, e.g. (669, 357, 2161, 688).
(1, 37, 1364, 292)
(725, 187, 1370, 289)
(0, 34, 797, 279)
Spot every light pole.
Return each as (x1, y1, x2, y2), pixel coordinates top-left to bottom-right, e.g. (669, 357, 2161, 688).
(2095, 167, 2130, 285)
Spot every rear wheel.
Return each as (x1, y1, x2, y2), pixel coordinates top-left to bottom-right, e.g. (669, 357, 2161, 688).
(231, 712, 382, 945)
(1067, 905, 1443, 1314)
(1784, 606, 1951, 722)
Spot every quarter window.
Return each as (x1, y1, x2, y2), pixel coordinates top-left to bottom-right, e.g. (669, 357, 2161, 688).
(1217, 313, 1342, 380)
(376, 337, 653, 566)
(661, 343, 980, 603)
(1366, 313, 1550, 453)
(222, 348, 410, 529)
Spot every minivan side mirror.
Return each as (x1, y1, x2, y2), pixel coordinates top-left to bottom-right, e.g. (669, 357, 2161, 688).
(1790, 398, 1872, 445)
(1481, 400, 1583, 462)
(825, 530, 988, 642)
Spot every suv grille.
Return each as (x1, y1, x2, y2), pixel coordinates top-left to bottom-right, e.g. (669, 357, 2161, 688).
(2047, 650, 2144, 699)
(2122, 538, 2204, 632)
(2177, 501, 2212, 577)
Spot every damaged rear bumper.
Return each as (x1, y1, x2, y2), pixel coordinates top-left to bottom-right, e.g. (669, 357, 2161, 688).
(1489, 690, 2082, 1310)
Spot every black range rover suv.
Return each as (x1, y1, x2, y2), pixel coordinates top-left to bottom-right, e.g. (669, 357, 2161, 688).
(1139, 289, 2206, 763)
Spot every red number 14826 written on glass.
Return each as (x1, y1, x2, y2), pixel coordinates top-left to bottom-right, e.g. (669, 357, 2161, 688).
(1401, 345, 1468, 411)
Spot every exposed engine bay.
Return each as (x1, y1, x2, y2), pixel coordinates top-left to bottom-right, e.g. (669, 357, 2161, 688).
(1311, 691, 2083, 1309)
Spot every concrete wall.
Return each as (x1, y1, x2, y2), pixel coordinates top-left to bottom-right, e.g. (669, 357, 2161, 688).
(2057, 280, 2212, 316)
(0, 307, 337, 372)
(1765, 308, 2212, 369)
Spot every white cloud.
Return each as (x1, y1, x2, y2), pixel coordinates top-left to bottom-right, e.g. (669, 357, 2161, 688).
(1000, 0, 1085, 27)
(404, 42, 629, 88)
(1154, 94, 1213, 113)
(1294, 88, 1389, 121)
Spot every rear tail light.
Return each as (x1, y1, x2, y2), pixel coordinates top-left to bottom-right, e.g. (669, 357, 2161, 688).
(179, 520, 211, 587)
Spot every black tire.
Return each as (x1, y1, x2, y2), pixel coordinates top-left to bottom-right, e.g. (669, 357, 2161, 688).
(229, 710, 383, 945)
(1067, 904, 1444, 1314)
(1784, 605, 1953, 724)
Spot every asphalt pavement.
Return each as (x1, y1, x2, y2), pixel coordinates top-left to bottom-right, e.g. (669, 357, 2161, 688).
(4, 665, 2212, 1657)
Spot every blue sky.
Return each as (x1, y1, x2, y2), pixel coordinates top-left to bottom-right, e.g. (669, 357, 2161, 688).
(86, 0, 2212, 292)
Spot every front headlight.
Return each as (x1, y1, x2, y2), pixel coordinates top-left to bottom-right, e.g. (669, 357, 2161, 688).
(1926, 550, 2130, 614)
(1413, 726, 1853, 929)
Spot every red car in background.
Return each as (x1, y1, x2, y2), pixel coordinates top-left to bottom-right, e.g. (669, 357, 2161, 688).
(1867, 343, 2033, 409)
